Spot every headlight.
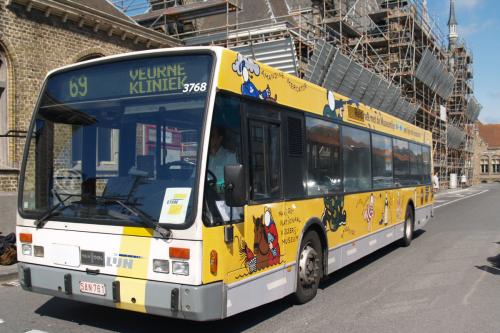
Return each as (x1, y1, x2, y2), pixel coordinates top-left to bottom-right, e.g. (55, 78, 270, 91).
(22, 244, 32, 256)
(34, 245, 44, 258)
(172, 261, 189, 276)
(153, 259, 169, 274)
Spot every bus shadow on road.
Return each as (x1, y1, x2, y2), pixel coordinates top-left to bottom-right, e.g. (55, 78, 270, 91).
(320, 229, 426, 290)
(34, 291, 292, 333)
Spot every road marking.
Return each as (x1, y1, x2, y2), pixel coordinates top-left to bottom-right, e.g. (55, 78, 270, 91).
(434, 190, 489, 209)
(462, 269, 487, 305)
(25, 330, 49, 333)
(0, 318, 4, 324)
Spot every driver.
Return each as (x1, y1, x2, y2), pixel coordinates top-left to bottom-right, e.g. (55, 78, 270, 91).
(208, 126, 237, 191)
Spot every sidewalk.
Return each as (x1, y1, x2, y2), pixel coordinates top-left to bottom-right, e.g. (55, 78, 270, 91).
(0, 263, 18, 282)
(0, 192, 19, 281)
(434, 186, 472, 197)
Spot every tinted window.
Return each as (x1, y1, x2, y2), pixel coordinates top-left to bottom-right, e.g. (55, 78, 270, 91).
(409, 143, 423, 185)
(204, 94, 243, 225)
(249, 120, 281, 200)
(371, 133, 393, 189)
(306, 117, 341, 195)
(422, 145, 431, 184)
(342, 126, 371, 192)
(393, 139, 410, 186)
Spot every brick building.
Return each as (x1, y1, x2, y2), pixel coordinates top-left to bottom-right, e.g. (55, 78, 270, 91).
(0, 0, 178, 192)
(473, 123, 500, 183)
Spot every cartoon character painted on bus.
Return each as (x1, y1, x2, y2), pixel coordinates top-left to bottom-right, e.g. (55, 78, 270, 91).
(263, 207, 280, 265)
(232, 54, 273, 100)
(323, 90, 358, 121)
(239, 208, 281, 274)
(378, 192, 389, 226)
(363, 193, 375, 231)
(322, 195, 347, 232)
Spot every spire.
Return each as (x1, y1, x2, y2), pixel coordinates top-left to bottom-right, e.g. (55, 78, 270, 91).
(448, 0, 458, 26)
(448, 0, 458, 51)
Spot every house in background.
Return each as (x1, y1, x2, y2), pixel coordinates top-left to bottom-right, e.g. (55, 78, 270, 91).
(473, 123, 500, 183)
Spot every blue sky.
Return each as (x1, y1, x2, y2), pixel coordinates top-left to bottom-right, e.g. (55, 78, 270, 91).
(427, 0, 500, 124)
(118, 0, 499, 123)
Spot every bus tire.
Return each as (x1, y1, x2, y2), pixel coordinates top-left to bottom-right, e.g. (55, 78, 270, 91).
(401, 205, 414, 247)
(292, 231, 323, 304)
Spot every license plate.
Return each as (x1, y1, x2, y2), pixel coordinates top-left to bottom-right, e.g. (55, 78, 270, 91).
(79, 281, 106, 296)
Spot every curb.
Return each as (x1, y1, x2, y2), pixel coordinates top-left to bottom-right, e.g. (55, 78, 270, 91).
(0, 264, 18, 282)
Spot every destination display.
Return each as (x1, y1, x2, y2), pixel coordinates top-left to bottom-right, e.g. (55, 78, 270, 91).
(42, 54, 213, 106)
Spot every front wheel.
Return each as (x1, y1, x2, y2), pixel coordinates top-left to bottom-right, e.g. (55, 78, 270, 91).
(292, 231, 323, 304)
(400, 205, 414, 247)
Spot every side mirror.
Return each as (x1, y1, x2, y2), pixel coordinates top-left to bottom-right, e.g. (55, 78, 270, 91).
(224, 164, 246, 207)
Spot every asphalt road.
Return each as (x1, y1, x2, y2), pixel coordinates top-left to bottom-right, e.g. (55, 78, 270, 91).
(1, 184, 499, 333)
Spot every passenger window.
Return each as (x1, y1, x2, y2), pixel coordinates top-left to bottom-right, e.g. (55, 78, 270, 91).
(342, 126, 371, 192)
(249, 120, 281, 200)
(203, 94, 242, 226)
(422, 145, 431, 184)
(306, 117, 341, 195)
(409, 143, 423, 185)
(371, 133, 393, 189)
(393, 139, 410, 186)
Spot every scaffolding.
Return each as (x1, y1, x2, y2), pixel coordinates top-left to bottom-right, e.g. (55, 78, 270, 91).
(113, 0, 480, 187)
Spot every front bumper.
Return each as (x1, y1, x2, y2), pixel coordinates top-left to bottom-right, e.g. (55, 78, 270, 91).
(18, 263, 225, 321)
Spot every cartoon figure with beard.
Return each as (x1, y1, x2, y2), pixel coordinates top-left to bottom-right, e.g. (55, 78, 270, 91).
(232, 54, 272, 100)
(263, 208, 280, 265)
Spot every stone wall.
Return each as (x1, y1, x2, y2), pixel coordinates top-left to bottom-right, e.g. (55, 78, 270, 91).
(0, 0, 147, 191)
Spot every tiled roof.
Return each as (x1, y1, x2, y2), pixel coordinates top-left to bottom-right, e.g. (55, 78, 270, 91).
(478, 123, 500, 148)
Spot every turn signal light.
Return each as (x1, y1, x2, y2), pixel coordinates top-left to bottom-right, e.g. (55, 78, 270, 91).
(210, 250, 218, 275)
(169, 247, 190, 260)
(20, 233, 32, 243)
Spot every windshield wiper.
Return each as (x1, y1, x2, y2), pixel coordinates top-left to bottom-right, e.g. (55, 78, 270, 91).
(110, 199, 172, 239)
(34, 192, 77, 228)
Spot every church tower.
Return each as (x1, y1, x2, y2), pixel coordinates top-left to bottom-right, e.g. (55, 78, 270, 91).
(448, 0, 458, 51)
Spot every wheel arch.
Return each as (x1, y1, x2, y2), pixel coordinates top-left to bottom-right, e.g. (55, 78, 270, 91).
(294, 217, 329, 289)
(407, 199, 415, 218)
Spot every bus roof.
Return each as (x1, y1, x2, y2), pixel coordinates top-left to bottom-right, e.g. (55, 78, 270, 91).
(217, 48, 431, 146)
(43, 46, 431, 145)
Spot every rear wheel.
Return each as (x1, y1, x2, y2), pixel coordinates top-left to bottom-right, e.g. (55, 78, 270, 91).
(401, 205, 414, 247)
(292, 231, 323, 304)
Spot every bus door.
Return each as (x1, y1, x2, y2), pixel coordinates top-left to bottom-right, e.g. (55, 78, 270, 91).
(242, 111, 285, 278)
(215, 97, 286, 282)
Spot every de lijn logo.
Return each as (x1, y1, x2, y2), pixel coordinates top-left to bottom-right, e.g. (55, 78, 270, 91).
(106, 253, 142, 269)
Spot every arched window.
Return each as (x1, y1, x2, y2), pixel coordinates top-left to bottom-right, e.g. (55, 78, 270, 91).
(0, 49, 8, 167)
(480, 158, 489, 174)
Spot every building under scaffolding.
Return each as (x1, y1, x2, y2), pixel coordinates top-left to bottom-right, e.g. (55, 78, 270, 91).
(113, 0, 481, 187)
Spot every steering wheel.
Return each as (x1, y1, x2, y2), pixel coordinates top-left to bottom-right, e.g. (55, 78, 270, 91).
(165, 160, 195, 170)
(206, 169, 218, 188)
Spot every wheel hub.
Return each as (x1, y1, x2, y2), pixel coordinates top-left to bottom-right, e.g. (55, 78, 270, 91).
(298, 245, 319, 286)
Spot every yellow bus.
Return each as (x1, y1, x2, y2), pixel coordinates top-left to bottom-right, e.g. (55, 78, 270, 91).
(16, 47, 433, 321)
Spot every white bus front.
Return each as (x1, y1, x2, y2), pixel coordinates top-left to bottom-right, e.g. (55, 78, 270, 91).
(16, 49, 224, 320)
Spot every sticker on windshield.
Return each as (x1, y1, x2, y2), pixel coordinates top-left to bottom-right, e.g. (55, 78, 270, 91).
(159, 188, 192, 224)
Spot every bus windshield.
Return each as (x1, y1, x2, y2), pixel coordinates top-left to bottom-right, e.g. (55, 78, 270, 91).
(20, 53, 213, 227)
